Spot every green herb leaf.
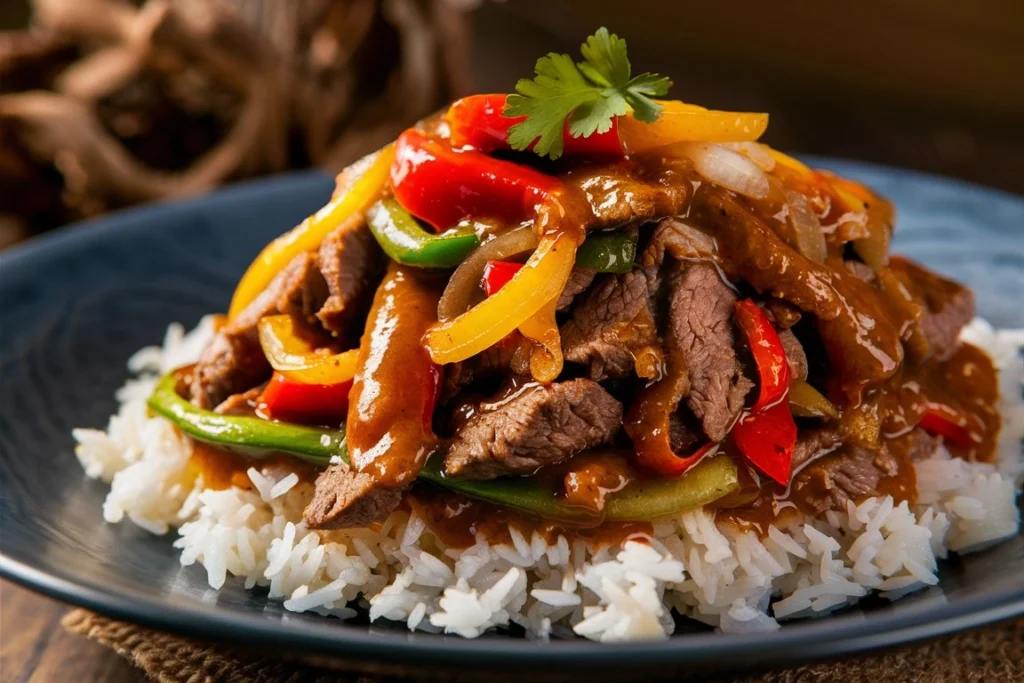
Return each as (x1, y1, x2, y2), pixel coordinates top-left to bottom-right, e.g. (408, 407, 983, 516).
(504, 27, 672, 159)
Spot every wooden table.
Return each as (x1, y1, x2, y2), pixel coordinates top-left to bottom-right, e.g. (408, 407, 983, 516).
(1, 580, 146, 683)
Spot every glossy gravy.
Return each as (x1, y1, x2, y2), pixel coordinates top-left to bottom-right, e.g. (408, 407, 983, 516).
(345, 263, 443, 488)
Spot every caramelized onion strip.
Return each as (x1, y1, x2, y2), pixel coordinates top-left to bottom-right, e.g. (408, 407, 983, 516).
(436, 225, 538, 322)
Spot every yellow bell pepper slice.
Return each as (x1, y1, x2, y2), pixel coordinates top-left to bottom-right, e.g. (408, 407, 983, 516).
(228, 145, 395, 318)
(257, 315, 359, 384)
(620, 100, 769, 154)
(518, 296, 563, 383)
(425, 233, 576, 365)
(827, 174, 874, 211)
(766, 148, 814, 177)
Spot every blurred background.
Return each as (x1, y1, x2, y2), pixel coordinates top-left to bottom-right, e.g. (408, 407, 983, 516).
(2, 0, 1022, 249)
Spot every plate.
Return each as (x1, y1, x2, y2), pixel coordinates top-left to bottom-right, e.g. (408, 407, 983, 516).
(1, 162, 1022, 679)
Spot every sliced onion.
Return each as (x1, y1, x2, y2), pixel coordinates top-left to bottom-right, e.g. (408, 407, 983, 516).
(784, 189, 828, 263)
(678, 142, 770, 200)
(437, 225, 538, 321)
(722, 142, 777, 172)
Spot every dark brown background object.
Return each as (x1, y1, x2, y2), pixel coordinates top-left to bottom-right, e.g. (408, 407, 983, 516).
(469, 0, 1024, 197)
(0, 0, 471, 247)
(2, 0, 1023, 251)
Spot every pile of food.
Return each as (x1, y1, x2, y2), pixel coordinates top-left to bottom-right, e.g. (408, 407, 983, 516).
(76, 28, 1023, 641)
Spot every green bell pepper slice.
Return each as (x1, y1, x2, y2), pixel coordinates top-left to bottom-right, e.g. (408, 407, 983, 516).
(430, 455, 738, 522)
(367, 198, 480, 268)
(575, 231, 637, 273)
(368, 197, 638, 274)
(149, 373, 738, 521)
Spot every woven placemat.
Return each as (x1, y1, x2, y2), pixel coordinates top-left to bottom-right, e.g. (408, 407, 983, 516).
(62, 610, 1024, 683)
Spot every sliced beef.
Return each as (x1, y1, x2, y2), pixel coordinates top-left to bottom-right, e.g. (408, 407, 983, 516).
(906, 428, 941, 461)
(560, 271, 658, 381)
(441, 340, 524, 404)
(444, 379, 623, 479)
(316, 215, 385, 339)
(692, 192, 905, 396)
(763, 298, 802, 329)
(556, 267, 597, 311)
(546, 159, 692, 234)
(190, 253, 327, 408)
(779, 328, 809, 382)
(666, 262, 753, 442)
(304, 465, 403, 529)
(643, 218, 718, 272)
(791, 442, 897, 515)
(889, 256, 974, 362)
(213, 386, 263, 417)
(791, 427, 843, 471)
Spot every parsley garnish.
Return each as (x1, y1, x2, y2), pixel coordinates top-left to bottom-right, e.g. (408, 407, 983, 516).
(504, 27, 672, 160)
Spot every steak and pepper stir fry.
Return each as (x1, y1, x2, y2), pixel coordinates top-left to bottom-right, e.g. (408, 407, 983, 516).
(149, 29, 1000, 546)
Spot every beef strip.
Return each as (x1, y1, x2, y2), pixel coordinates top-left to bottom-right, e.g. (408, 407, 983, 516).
(763, 298, 802, 329)
(190, 252, 327, 408)
(213, 386, 263, 417)
(560, 271, 658, 381)
(440, 340, 524, 404)
(316, 215, 385, 340)
(791, 442, 897, 515)
(444, 379, 624, 479)
(666, 262, 754, 442)
(643, 218, 718, 272)
(544, 159, 692, 235)
(889, 256, 974, 362)
(304, 465, 403, 529)
(779, 328, 809, 382)
(692, 191, 904, 399)
(791, 427, 843, 471)
(556, 267, 597, 311)
(790, 427, 936, 515)
(906, 428, 941, 461)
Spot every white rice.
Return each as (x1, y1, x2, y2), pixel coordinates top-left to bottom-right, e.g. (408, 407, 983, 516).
(73, 317, 1023, 642)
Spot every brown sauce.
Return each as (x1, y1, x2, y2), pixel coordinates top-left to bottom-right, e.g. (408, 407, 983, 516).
(874, 341, 1000, 462)
(407, 483, 653, 550)
(539, 450, 638, 515)
(714, 340, 1000, 536)
(187, 440, 317, 491)
(346, 263, 444, 488)
(874, 431, 920, 502)
(923, 342, 1000, 462)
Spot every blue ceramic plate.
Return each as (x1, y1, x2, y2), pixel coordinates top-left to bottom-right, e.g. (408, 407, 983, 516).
(1, 161, 1022, 679)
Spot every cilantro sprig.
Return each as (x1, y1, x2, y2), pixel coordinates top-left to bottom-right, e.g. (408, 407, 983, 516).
(504, 27, 671, 160)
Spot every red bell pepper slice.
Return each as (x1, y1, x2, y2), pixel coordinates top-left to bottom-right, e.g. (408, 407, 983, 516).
(447, 94, 624, 157)
(730, 400, 798, 486)
(390, 128, 560, 231)
(258, 373, 352, 425)
(623, 351, 722, 477)
(482, 260, 524, 296)
(640, 440, 721, 478)
(735, 299, 792, 413)
(918, 401, 984, 449)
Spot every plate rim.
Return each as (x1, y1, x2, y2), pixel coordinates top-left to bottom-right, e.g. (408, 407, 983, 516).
(1, 159, 1022, 671)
